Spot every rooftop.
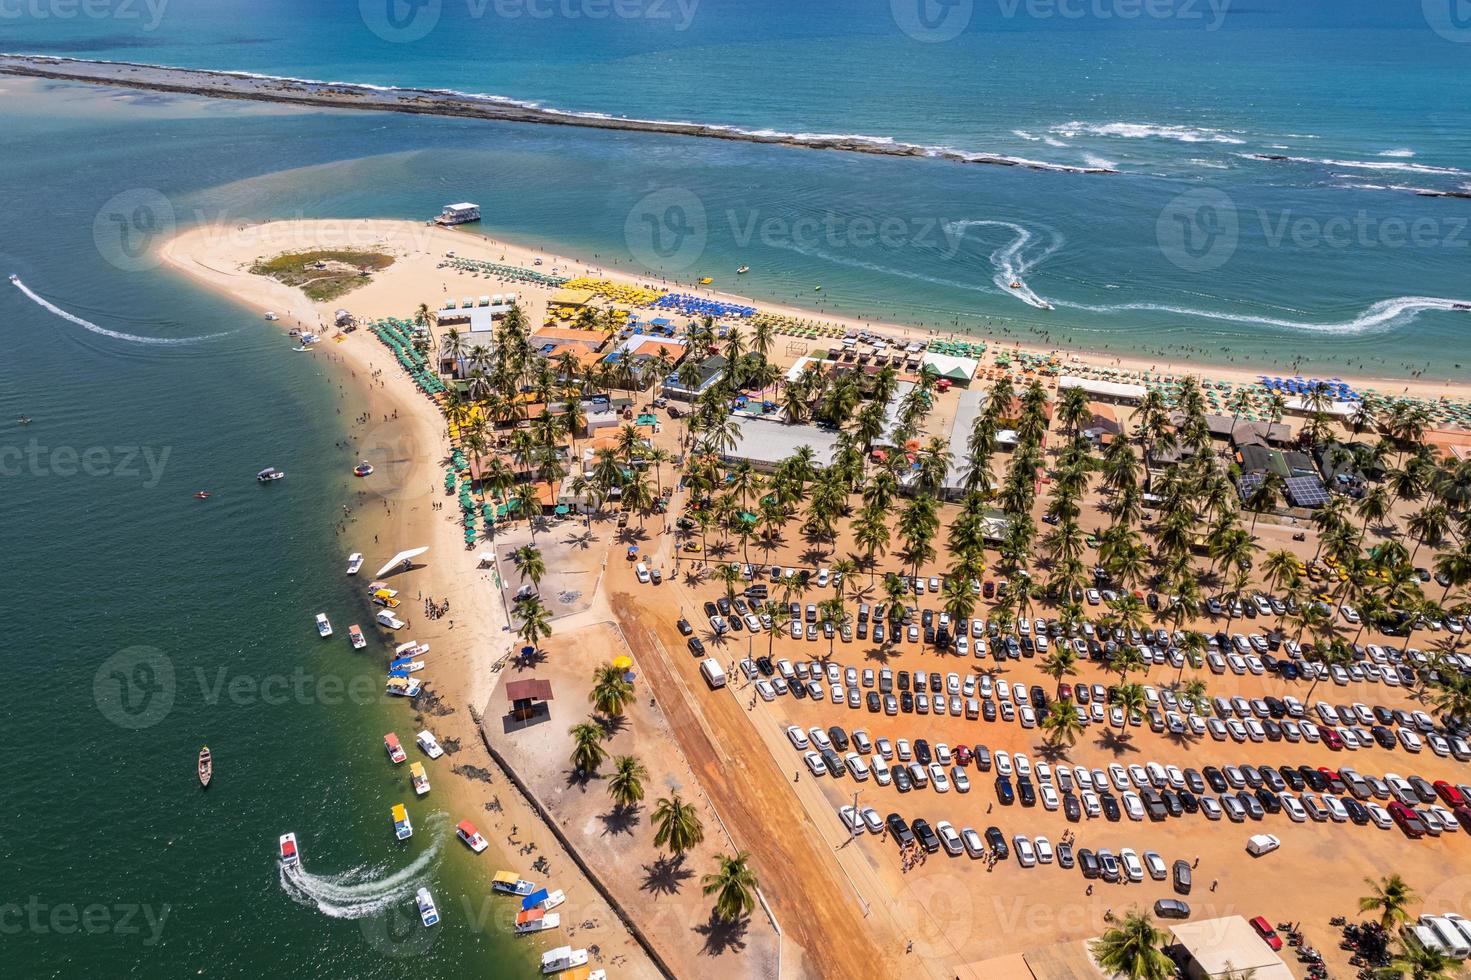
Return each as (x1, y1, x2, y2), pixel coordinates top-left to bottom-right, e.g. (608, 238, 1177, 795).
(723, 416, 841, 469)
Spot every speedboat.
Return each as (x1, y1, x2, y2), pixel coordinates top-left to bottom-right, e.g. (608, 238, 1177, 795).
(384, 732, 407, 764)
(737, 266, 749, 274)
(193, 491, 211, 499)
(376, 610, 406, 630)
(410, 761, 431, 796)
(279, 833, 299, 867)
(256, 467, 284, 482)
(541, 947, 588, 974)
(1009, 280, 1023, 289)
(516, 909, 560, 934)
(492, 871, 538, 897)
(392, 803, 413, 840)
(198, 746, 212, 788)
(346, 553, 364, 575)
(315, 613, 333, 638)
(386, 676, 421, 697)
(415, 887, 439, 927)
(1456, 303, 1471, 311)
(348, 624, 366, 649)
(456, 820, 488, 853)
(353, 461, 374, 477)
(416, 730, 444, 759)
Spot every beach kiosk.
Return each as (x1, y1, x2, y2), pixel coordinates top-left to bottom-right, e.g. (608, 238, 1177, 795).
(506, 678, 554, 722)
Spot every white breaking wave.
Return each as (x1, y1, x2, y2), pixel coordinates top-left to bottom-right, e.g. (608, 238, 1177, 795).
(1083, 154, 1117, 171)
(10, 276, 230, 344)
(1051, 121, 1247, 145)
(279, 823, 443, 920)
(1379, 149, 1416, 158)
(1243, 154, 1469, 177)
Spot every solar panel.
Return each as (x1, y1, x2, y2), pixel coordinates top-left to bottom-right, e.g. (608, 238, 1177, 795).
(1285, 475, 1330, 508)
(1237, 472, 1264, 501)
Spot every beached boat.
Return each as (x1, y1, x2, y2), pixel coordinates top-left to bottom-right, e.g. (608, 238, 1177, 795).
(415, 887, 440, 927)
(346, 553, 364, 575)
(369, 583, 399, 597)
(198, 746, 212, 788)
(537, 889, 567, 912)
(409, 761, 430, 796)
(348, 624, 367, 650)
(376, 610, 406, 630)
(386, 676, 421, 698)
(540, 946, 588, 974)
(372, 590, 401, 608)
(516, 909, 560, 934)
(416, 730, 444, 759)
(389, 658, 425, 673)
(456, 820, 488, 853)
(353, 461, 374, 477)
(384, 732, 407, 764)
(256, 467, 284, 482)
(279, 833, 299, 867)
(315, 613, 333, 638)
(492, 871, 538, 897)
(391, 803, 413, 840)
(394, 640, 428, 658)
(264, 312, 278, 321)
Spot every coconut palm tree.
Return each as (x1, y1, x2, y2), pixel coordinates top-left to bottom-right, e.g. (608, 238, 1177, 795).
(1039, 648, 1079, 698)
(1359, 874, 1418, 931)
(514, 597, 553, 651)
(701, 851, 759, 923)
(651, 794, 705, 858)
(607, 755, 648, 810)
(1113, 683, 1148, 739)
(1389, 938, 1455, 980)
(568, 721, 607, 775)
(589, 663, 635, 716)
(1089, 907, 1174, 980)
(1042, 700, 1085, 749)
(513, 545, 547, 594)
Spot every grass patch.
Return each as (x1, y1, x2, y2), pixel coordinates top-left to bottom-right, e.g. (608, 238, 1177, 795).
(250, 249, 394, 302)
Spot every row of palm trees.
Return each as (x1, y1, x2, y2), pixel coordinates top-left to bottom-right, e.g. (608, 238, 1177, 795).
(567, 660, 759, 924)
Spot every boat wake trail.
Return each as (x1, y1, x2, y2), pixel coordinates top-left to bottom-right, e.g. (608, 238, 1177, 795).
(945, 220, 1063, 310)
(1057, 295, 1471, 335)
(10, 276, 231, 345)
(278, 821, 443, 920)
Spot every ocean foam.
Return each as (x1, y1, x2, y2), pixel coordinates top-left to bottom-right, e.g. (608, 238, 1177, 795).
(278, 820, 443, 920)
(1051, 121, 1246, 145)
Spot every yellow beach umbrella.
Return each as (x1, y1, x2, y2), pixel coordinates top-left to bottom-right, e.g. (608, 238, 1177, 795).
(612, 655, 634, 671)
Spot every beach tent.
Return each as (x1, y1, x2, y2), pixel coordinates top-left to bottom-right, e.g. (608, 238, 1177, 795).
(376, 546, 429, 578)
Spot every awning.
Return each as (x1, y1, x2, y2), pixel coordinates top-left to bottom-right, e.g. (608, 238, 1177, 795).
(521, 888, 549, 910)
(506, 678, 554, 702)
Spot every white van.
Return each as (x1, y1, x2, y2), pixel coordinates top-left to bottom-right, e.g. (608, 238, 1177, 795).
(635, 562, 650, 584)
(1245, 834, 1280, 856)
(1421, 916, 1471, 959)
(699, 658, 726, 689)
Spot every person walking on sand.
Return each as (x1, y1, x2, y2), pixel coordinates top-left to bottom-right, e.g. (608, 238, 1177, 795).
(1211, 879, 1218, 892)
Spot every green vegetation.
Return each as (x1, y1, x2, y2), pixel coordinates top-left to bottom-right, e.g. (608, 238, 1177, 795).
(250, 249, 393, 301)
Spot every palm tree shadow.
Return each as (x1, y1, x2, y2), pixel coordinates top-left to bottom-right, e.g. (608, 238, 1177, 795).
(594, 714, 629, 738)
(563, 529, 597, 550)
(640, 854, 693, 897)
(564, 767, 601, 791)
(599, 804, 641, 837)
(1035, 742, 1072, 763)
(694, 910, 751, 956)
(1093, 728, 1142, 757)
(512, 647, 548, 671)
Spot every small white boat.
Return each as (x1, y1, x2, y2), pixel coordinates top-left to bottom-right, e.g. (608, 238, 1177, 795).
(415, 887, 439, 928)
(456, 820, 488, 853)
(376, 610, 406, 630)
(348, 624, 367, 650)
(492, 871, 539, 896)
(410, 761, 431, 796)
(416, 730, 444, 759)
(264, 311, 278, 321)
(384, 732, 407, 764)
(737, 265, 749, 274)
(346, 553, 364, 575)
(279, 833, 299, 867)
(516, 909, 561, 934)
(392, 803, 413, 840)
(386, 676, 422, 698)
(395, 640, 429, 657)
(257, 467, 284, 482)
(315, 613, 333, 638)
(541, 946, 588, 974)
(536, 889, 567, 912)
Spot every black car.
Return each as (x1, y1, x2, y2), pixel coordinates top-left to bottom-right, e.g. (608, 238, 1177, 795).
(727, 614, 743, 632)
(975, 746, 992, 772)
(1373, 726, 1397, 749)
(1262, 720, 1283, 742)
(1078, 847, 1100, 878)
(1017, 776, 1036, 807)
(995, 776, 1015, 806)
(1302, 766, 1328, 791)
(1280, 766, 1305, 791)
(900, 691, 914, 713)
(1179, 790, 1200, 814)
(912, 818, 941, 853)
(922, 609, 934, 628)
(898, 670, 910, 692)
(1410, 776, 1438, 805)
(677, 618, 694, 636)
(985, 826, 1008, 859)
(1101, 792, 1121, 822)
(929, 673, 943, 694)
(1142, 789, 1168, 821)
(756, 656, 774, 676)
(829, 727, 850, 752)
(1064, 793, 1082, 822)
(1162, 790, 1184, 818)
(1264, 696, 1286, 718)
(867, 692, 881, 712)
(1255, 787, 1282, 814)
(887, 813, 915, 847)
(923, 626, 936, 645)
(821, 749, 844, 778)
(894, 766, 913, 793)
(789, 679, 807, 700)
(702, 601, 718, 618)
(1240, 792, 1265, 821)
(1204, 767, 1228, 793)
(1241, 765, 1263, 788)
(687, 637, 706, 656)
(1057, 841, 1075, 869)
(1154, 899, 1191, 920)
(982, 699, 997, 722)
(1184, 768, 1206, 794)
(1031, 686, 1048, 711)
(914, 739, 932, 765)
(717, 597, 731, 616)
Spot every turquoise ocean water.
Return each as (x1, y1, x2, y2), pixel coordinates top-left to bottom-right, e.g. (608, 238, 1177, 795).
(2, 3, 1469, 976)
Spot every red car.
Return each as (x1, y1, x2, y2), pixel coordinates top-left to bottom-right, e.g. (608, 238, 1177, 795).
(955, 745, 973, 766)
(1058, 684, 1073, 701)
(1435, 780, 1466, 808)
(1249, 916, 1283, 951)
(1318, 767, 1345, 792)
(1321, 729, 1344, 751)
(1389, 802, 1428, 839)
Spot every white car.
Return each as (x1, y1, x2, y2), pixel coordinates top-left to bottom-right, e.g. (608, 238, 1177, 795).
(995, 751, 1013, 777)
(1014, 753, 1032, 778)
(839, 805, 864, 835)
(786, 726, 809, 750)
(1081, 790, 1101, 818)
(1122, 792, 1145, 821)
(929, 763, 950, 793)
(756, 679, 775, 701)
(803, 752, 825, 777)
(808, 727, 832, 751)
(845, 753, 870, 781)
(935, 820, 963, 856)
(1035, 836, 1054, 864)
(1281, 794, 1307, 822)
(871, 757, 892, 786)
(1040, 783, 1060, 811)
(1120, 848, 1144, 882)
(962, 827, 986, 858)
(1013, 835, 1036, 867)
(860, 807, 884, 834)
(875, 737, 893, 759)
